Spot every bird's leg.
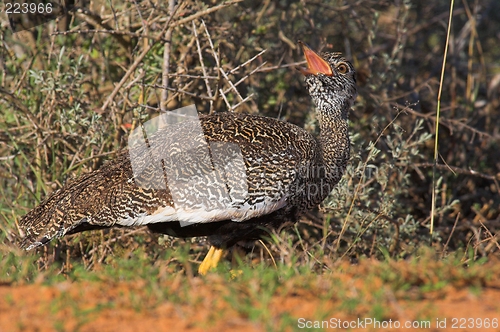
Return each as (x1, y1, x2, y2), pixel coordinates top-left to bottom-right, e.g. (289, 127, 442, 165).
(198, 246, 224, 275)
(229, 245, 246, 278)
(231, 245, 246, 266)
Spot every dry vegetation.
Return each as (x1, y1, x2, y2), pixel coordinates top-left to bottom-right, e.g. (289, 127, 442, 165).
(0, 0, 499, 330)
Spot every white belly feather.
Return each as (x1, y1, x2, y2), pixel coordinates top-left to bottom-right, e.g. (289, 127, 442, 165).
(116, 195, 287, 227)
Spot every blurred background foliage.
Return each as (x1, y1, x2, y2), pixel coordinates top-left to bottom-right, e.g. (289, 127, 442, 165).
(0, 0, 498, 271)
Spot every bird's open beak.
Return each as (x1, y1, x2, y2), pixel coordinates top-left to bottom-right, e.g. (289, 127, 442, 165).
(298, 42, 333, 76)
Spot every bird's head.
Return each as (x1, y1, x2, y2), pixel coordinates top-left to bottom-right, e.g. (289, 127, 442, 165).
(298, 42, 357, 112)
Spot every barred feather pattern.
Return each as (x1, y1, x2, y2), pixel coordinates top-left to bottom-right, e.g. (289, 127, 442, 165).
(18, 51, 357, 250)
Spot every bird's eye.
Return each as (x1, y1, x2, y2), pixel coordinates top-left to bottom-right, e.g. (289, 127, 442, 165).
(336, 63, 349, 74)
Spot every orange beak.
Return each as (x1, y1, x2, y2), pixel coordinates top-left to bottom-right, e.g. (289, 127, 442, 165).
(298, 42, 333, 76)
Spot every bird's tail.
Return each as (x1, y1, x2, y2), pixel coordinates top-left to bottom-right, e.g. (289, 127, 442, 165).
(18, 160, 127, 250)
(18, 174, 95, 250)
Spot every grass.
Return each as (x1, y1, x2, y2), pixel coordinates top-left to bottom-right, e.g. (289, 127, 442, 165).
(1, 0, 499, 330)
(2, 0, 499, 259)
(1, 244, 499, 330)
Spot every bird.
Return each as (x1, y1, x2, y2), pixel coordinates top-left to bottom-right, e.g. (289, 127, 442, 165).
(18, 43, 357, 274)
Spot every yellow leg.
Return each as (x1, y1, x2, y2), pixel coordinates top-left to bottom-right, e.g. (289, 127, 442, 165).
(229, 246, 245, 279)
(198, 246, 224, 275)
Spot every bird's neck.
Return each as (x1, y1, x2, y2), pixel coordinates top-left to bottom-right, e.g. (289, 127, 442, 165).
(315, 99, 351, 172)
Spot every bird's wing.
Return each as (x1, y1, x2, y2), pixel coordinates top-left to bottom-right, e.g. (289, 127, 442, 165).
(18, 112, 317, 249)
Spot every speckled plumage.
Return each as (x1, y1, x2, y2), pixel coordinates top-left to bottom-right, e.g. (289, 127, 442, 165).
(18, 45, 357, 252)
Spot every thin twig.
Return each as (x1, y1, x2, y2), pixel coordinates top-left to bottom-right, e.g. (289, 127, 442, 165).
(229, 93, 254, 111)
(51, 29, 168, 43)
(228, 49, 267, 75)
(166, 73, 218, 80)
(408, 162, 500, 193)
(479, 221, 500, 251)
(101, 3, 184, 112)
(169, 0, 243, 29)
(442, 213, 460, 258)
(222, 60, 268, 95)
(258, 240, 277, 270)
(255, 60, 305, 72)
(201, 20, 221, 113)
(392, 102, 497, 140)
(147, 83, 214, 101)
(218, 68, 245, 108)
(219, 87, 232, 110)
(74, 9, 130, 50)
(160, 0, 176, 112)
(193, 20, 214, 111)
(431, 0, 455, 235)
(216, 50, 267, 110)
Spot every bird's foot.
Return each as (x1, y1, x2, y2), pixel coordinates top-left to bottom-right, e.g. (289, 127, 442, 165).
(198, 246, 224, 275)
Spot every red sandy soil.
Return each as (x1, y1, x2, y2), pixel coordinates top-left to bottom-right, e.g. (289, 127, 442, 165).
(1, 261, 499, 332)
